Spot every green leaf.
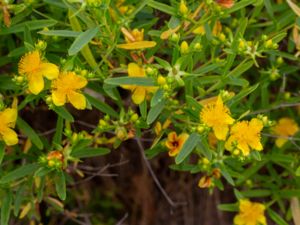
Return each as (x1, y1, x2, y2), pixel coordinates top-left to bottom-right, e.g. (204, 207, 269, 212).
(68, 27, 99, 56)
(147, 0, 176, 15)
(219, 164, 235, 186)
(0, 19, 57, 35)
(38, 30, 81, 37)
(14, 185, 25, 217)
(139, 100, 147, 119)
(1, 191, 12, 225)
(52, 106, 74, 122)
(147, 100, 165, 124)
(226, 0, 257, 14)
(0, 142, 5, 166)
(34, 167, 53, 177)
(52, 116, 64, 146)
(55, 171, 66, 201)
(228, 83, 259, 107)
(105, 77, 156, 86)
(175, 133, 200, 164)
(267, 208, 289, 225)
(71, 147, 110, 158)
(17, 118, 43, 149)
(0, 163, 39, 184)
(151, 89, 164, 107)
(85, 94, 119, 118)
(217, 203, 238, 212)
(241, 189, 272, 197)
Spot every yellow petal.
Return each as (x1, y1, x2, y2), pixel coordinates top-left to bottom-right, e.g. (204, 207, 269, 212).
(39, 62, 59, 80)
(213, 125, 228, 141)
(18, 51, 41, 75)
(72, 75, 87, 89)
(67, 91, 86, 110)
(238, 141, 250, 156)
(275, 138, 287, 148)
(132, 87, 146, 104)
(249, 137, 263, 151)
(2, 127, 18, 146)
(128, 63, 145, 77)
(0, 108, 17, 126)
(27, 74, 44, 95)
(117, 41, 157, 50)
(52, 90, 66, 106)
(233, 215, 243, 225)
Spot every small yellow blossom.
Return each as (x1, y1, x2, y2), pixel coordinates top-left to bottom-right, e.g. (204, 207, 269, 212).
(179, 0, 188, 15)
(0, 107, 18, 146)
(117, 27, 156, 50)
(225, 118, 263, 156)
(51, 71, 87, 110)
(18, 51, 59, 95)
(165, 132, 189, 157)
(200, 96, 234, 140)
(121, 63, 157, 104)
(234, 199, 266, 225)
(272, 117, 299, 148)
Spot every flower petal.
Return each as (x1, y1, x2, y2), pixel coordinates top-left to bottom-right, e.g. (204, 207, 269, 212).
(67, 91, 86, 110)
(52, 90, 66, 106)
(27, 74, 44, 95)
(39, 62, 59, 80)
(2, 127, 18, 146)
(0, 108, 17, 126)
(132, 87, 146, 104)
(213, 125, 228, 141)
(117, 41, 156, 50)
(275, 138, 287, 148)
(128, 63, 145, 77)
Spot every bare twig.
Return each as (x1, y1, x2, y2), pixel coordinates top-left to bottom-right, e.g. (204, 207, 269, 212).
(249, 102, 300, 115)
(115, 213, 128, 225)
(135, 138, 187, 208)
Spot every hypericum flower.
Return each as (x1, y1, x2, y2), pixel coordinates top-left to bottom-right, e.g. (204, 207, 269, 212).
(51, 71, 87, 110)
(234, 199, 266, 225)
(225, 118, 263, 156)
(18, 51, 59, 95)
(272, 117, 299, 148)
(121, 63, 157, 104)
(117, 27, 156, 50)
(200, 96, 234, 140)
(216, 0, 234, 8)
(165, 132, 189, 157)
(0, 107, 18, 146)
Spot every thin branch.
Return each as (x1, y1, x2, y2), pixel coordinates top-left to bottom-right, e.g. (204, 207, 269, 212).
(115, 213, 128, 225)
(135, 138, 187, 208)
(249, 102, 300, 115)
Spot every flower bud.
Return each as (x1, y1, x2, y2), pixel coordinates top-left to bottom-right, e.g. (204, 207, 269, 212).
(180, 41, 189, 54)
(157, 75, 166, 85)
(115, 127, 127, 140)
(179, 0, 188, 15)
(198, 176, 212, 188)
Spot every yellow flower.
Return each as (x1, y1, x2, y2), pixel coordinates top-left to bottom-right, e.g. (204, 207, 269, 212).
(121, 63, 157, 104)
(117, 27, 157, 50)
(200, 96, 234, 140)
(18, 51, 59, 95)
(225, 118, 263, 156)
(234, 199, 266, 225)
(165, 132, 189, 157)
(51, 71, 87, 110)
(272, 117, 299, 148)
(0, 108, 18, 146)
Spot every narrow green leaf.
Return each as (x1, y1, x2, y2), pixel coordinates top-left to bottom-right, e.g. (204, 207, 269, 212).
(105, 77, 156, 86)
(267, 208, 289, 225)
(217, 203, 238, 212)
(147, 100, 165, 124)
(71, 147, 110, 158)
(52, 116, 64, 146)
(151, 89, 164, 107)
(0, 19, 57, 35)
(147, 0, 176, 15)
(55, 171, 66, 201)
(17, 118, 43, 149)
(228, 83, 259, 107)
(219, 164, 235, 186)
(52, 106, 74, 122)
(1, 191, 12, 225)
(175, 133, 200, 164)
(0, 163, 39, 184)
(68, 27, 99, 55)
(139, 100, 147, 119)
(38, 30, 81, 37)
(85, 94, 119, 118)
